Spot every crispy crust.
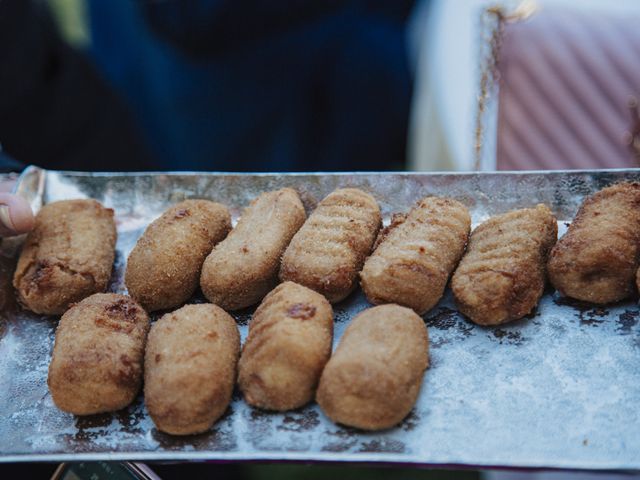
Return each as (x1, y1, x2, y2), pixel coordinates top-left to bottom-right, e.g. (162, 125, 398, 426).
(547, 182, 640, 304)
(371, 212, 408, 251)
(280, 188, 381, 303)
(316, 304, 429, 431)
(47, 294, 149, 415)
(13, 199, 117, 315)
(452, 204, 557, 325)
(126, 200, 231, 312)
(200, 188, 306, 310)
(144, 304, 240, 435)
(360, 197, 470, 315)
(238, 281, 333, 411)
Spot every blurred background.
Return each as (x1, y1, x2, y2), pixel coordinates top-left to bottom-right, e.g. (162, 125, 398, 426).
(2, 0, 640, 175)
(2, 0, 640, 478)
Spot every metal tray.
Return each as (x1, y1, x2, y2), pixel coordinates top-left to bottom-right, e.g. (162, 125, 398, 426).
(1, 167, 639, 470)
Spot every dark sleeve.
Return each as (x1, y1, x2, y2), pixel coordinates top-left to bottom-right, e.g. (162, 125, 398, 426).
(0, 0, 155, 172)
(142, 0, 348, 56)
(142, 1, 415, 57)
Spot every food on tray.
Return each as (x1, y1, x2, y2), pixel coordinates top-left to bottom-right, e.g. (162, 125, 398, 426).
(126, 199, 231, 312)
(280, 188, 381, 303)
(451, 204, 557, 325)
(360, 197, 470, 315)
(200, 188, 305, 310)
(239, 281, 333, 411)
(144, 304, 240, 435)
(548, 182, 640, 304)
(47, 294, 149, 415)
(13, 199, 116, 315)
(316, 304, 429, 430)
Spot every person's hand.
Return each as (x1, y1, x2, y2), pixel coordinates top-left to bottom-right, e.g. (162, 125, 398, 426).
(0, 179, 34, 237)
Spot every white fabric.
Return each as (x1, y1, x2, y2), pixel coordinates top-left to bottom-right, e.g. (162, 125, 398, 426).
(407, 0, 640, 172)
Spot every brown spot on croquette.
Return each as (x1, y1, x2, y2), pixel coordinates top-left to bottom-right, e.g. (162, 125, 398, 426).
(95, 315, 135, 334)
(105, 299, 139, 321)
(31, 259, 52, 284)
(115, 354, 139, 387)
(155, 353, 162, 363)
(250, 372, 265, 387)
(287, 303, 316, 320)
(174, 209, 190, 218)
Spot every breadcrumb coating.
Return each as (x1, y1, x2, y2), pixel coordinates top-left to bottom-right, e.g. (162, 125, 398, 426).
(452, 204, 557, 325)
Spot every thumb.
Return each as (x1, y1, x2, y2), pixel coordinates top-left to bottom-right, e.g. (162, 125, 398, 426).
(0, 193, 35, 237)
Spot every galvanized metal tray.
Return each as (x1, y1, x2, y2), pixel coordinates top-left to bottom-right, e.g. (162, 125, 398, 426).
(1, 167, 639, 470)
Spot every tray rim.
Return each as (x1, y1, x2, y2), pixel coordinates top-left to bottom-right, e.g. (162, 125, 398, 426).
(18, 166, 640, 178)
(1, 450, 638, 471)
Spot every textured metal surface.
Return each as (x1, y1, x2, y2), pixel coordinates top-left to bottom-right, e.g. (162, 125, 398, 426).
(1, 167, 640, 469)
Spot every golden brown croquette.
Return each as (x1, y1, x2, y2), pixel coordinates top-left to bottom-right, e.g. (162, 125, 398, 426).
(14, 200, 117, 315)
(47, 293, 149, 415)
(280, 188, 381, 303)
(126, 199, 231, 312)
(239, 281, 333, 411)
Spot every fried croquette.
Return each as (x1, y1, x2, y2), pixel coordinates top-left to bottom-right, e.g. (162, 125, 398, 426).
(13, 199, 116, 315)
(316, 304, 429, 431)
(200, 188, 305, 310)
(548, 182, 640, 304)
(451, 204, 557, 325)
(360, 196, 470, 315)
(144, 304, 240, 435)
(280, 188, 381, 303)
(238, 281, 333, 411)
(126, 199, 231, 312)
(47, 293, 149, 415)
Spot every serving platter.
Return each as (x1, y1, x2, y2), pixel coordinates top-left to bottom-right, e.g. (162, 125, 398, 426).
(0, 166, 639, 470)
